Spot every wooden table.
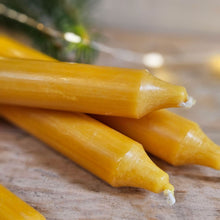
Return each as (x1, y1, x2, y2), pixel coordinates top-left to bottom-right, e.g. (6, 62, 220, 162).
(0, 30, 220, 220)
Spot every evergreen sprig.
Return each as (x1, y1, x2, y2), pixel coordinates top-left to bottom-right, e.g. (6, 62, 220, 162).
(0, 0, 98, 63)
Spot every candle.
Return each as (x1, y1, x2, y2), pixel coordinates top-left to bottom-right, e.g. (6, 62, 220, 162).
(0, 36, 175, 203)
(95, 110, 220, 170)
(0, 184, 45, 220)
(0, 57, 192, 118)
(0, 36, 53, 61)
(0, 105, 175, 203)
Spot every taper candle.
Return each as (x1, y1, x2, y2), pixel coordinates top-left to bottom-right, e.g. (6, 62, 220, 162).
(0, 56, 193, 118)
(95, 110, 220, 169)
(0, 184, 45, 220)
(0, 36, 175, 203)
(0, 105, 175, 204)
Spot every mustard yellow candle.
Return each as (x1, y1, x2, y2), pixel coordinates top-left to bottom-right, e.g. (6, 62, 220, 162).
(0, 184, 45, 220)
(0, 36, 175, 203)
(0, 57, 191, 118)
(0, 36, 53, 61)
(95, 110, 220, 170)
(0, 105, 175, 204)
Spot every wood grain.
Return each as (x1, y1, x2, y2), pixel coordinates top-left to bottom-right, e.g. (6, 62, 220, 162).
(0, 30, 219, 220)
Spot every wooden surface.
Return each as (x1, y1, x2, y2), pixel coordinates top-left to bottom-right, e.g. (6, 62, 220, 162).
(0, 30, 220, 220)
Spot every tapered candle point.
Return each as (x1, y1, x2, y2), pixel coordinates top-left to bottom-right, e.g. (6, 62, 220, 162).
(136, 72, 190, 118)
(193, 141, 220, 170)
(206, 146, 220, 170)
(114, 145, 175, 194)
(175, 124, 220, 169)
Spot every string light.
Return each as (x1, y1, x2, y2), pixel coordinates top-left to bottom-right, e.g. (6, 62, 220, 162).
(142, 53, 164, 68)
(0, 3, 217, 68)
(63, 32, 81, 43)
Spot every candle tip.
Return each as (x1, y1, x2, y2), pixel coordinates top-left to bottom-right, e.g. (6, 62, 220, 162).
(180, 96, 196, 108)
(164, 189, 176, 206)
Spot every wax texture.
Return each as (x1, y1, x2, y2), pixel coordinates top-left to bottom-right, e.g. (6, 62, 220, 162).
(95, 110, 220, 169)
(0, 184, 45, 220)
(0, 105, 173, 193)
(0, 36, 174, 194)
(0, 56, 188, 118)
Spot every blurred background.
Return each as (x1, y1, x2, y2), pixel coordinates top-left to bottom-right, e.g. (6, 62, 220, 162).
(93, 0, 220, 35)
(1, 0, 220, 65)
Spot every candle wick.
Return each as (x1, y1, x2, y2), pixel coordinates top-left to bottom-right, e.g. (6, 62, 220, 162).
(180, 96, 196, 108)
(164, 189, 176, 206)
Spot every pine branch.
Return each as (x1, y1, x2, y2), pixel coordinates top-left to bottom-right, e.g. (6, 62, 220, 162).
(0, 0, 99, 63)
